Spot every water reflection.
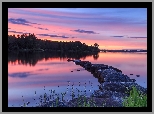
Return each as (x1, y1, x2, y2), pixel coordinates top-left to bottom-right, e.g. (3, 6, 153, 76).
(8, 51, 99, 66)
(93, 53, 99, 60)
(9, 71, 33, 78)
(8, 51, 147, 107)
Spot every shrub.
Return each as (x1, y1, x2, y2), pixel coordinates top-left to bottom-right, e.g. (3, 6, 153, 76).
(123, 86, 147, 107)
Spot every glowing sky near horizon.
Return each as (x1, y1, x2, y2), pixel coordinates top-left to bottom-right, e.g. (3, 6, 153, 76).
(8, 8, 147, 49)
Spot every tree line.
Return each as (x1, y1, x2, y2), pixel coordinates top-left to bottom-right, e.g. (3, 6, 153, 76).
(8, 33, 100, 52)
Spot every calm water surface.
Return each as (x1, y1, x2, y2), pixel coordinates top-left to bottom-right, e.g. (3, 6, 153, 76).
(8, 52, 147, 107)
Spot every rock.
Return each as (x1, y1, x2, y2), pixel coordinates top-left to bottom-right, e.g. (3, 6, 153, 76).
(91, 97, 123, 107)
(74, 60, 81, 65)
(89, 81, 147, 107)
(97, 70, 103, 77)
(73, 60, 81, 62)
(101, 65, 108, 70)
(68, 60, 147, 107)
(131, 79, 136, 82)
(84, 62, 92, 70)
(90, 66, 96, 73)
(75, 62, 80, 65)
(93, 73, 98, 78)
(97, 76, 104, 84)
(80, 61, 86, 66)
(67, 59, 74, 62)
(79, 61, 89, 67)
(101, 82, 147, 95)
(112, 67, 122, 73)
(99, 85, 103, 90)
(99, 69, 134, 82)
(91, 90, 113, 98)
(66, 95, 123, 107)
(38, 99, 68, 107)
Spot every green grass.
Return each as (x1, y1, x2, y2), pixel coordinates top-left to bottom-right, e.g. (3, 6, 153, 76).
(122, 86, 147, 107)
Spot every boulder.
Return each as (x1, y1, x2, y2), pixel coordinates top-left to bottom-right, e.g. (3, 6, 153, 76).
(90, 66, 96, 73)
(101, 82, 147, 95)
(85, 63, 92, 70)
(100, 65, 109, 70)
(99, 69, 133, 82)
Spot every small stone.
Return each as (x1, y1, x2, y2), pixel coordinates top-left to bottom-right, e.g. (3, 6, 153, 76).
(136, 75, 140, 77)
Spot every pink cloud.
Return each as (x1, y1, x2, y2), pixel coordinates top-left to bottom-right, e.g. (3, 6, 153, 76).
(8, 8, 147, 50)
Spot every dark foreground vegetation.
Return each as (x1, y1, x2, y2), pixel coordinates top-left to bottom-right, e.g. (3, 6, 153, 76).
(8, 33, 100, 52)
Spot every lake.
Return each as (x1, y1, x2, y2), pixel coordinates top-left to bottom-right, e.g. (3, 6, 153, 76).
(8, 51, 147, 107)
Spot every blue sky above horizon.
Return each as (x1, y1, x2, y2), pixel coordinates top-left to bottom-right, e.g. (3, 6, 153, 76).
(8, 8, 147, 49)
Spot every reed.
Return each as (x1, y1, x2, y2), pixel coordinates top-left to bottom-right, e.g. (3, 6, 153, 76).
(122, 86, 147, 107)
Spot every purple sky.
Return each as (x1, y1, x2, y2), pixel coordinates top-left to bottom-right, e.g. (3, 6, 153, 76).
(8, 8, 147, 49)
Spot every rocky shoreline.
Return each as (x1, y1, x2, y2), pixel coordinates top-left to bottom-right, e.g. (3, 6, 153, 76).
(37, 59, 147, 107)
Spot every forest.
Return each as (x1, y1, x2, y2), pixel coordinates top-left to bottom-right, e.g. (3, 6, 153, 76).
(8, 33, 100, 52)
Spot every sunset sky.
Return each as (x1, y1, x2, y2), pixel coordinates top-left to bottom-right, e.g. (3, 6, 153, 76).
(8, 8, 147, 50)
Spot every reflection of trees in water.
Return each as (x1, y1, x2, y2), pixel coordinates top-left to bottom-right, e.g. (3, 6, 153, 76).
(93, 54, 99, 60)
(8, 51, 99, 66)
(18, 52, 42, 66)
(8, 51, 44, 66)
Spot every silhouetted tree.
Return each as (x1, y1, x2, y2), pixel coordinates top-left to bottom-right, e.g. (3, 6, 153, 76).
(94, 43, 99, 48)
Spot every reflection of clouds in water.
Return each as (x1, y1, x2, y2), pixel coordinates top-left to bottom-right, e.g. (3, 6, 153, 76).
(8, 72, 33, 78)
(8, 69, 49, 78)
(8, 70, 41, 78)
